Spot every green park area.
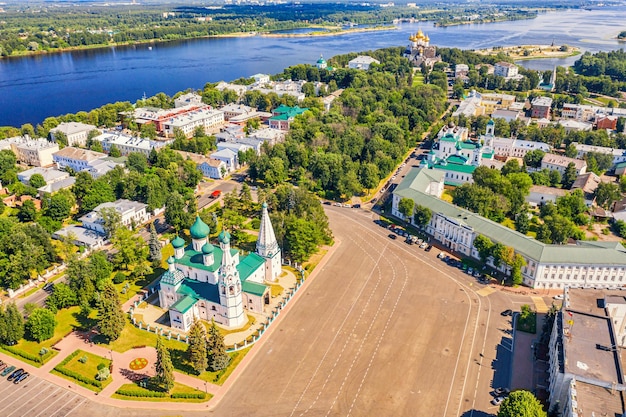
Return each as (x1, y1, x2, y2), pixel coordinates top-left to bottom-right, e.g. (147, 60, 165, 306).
(517, 305, 537, 334)
(52, 349, 112, 392)
(113, 381, 211, 403)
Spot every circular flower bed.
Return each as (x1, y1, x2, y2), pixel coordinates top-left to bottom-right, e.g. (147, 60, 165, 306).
(129, 358, 148, 370)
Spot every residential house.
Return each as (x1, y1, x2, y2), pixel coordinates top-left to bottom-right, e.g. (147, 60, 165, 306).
(531, 96, 553, 119)
(557, 119, 593, 134)
(541, 154, 587, 176)
(596, 115, 618, 131)
(37, 177, 76, 197)
(92, 131, 170, 157)
(130, 103, 207, 133)
(573, 143, 626, 166)
(494, 61, 519, 79)
(79, 199, 150, 235)
(348, 55, 380, 70)
(526, 185, 568, 208)
(490, 109, 520, 123)
(269, 105, 309, 131)
(173, 150, 227, 179)
(0, 136, 59, 167)
(162, 107, 224, 138)
(53, 147, 108, 172)
(210, 148, 238, 172)
(49, 122, 98, 147)
(454, 64, 469, 79)
(17, 167, 69, 186)
(52, 225, 106, 250)
(174, 93, 202, 108)
(571, 172, 601, 206)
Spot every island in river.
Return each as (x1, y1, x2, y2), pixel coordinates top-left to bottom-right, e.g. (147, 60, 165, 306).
(474, 44, 581, 61)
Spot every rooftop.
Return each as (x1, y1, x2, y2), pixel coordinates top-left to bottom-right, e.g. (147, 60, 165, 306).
(573, 380, 626, 417)
(53, 146, 107, 162)
(50, 122, 97, 136)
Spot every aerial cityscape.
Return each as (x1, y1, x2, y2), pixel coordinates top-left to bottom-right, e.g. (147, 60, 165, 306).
(1, 0, 626, 416)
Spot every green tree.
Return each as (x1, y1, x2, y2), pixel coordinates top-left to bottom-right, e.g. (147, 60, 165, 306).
(187, 318, 208, 374)
(26, 308, 56, 342)
(109, 144, 121, 158)
(29, 173, 46, 189)
(165, 192, 192, 232)
(515, 209, 531, 235)
(561, 163, 577, 189)
(498, 390, 547, 417)
(140, 123, 158, 140)
(18, 199, 37, 222)
(206, 319, 229, 372)
(549, 170, 562, 188)
(111, 227, 146, 270)
(44, 189, 75, 222)
(89, 251, 114, 291)
(413, 204, 432, 228)
(398, 197, 415, 221)
(594, 181, 621, 209)
(0, 302, 25, 345)
(45, 283, 77, 312)
(99, 206, 122, 238)
(155, 335, 175, 392)
(126, 152, 148, 173)
(473, 235, 494, 264)
(511, 253, 526, 286)
(97, 283, 126, 342)
(148, 222, 162, 269)
(523, 149, 545, 168)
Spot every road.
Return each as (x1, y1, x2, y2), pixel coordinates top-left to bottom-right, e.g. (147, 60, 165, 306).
(210, 206, 533, 417)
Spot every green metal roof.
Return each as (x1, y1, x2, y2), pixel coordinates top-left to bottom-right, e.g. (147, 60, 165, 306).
(394, 167, 626, 266)
(170, 295, 197, 314)
(238, 252, 265, 281)
(175, 244, 236, 272)
(202, 242, 215, 254)
(433, 161, 476, 174)
(189, 216, 210, 239)
(178, 279, 220, 304)
(446, 155, 468, 164)
(171, 235, 186, 249)
(616, 161, 626, 169)
(459, 142, 480, 150)
(160, 269, 185, 286)
(482, 151, 495, 159)
(440, 134, 457, 143)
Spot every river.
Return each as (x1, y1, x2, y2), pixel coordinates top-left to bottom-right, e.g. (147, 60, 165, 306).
(0, 6, 625, 127)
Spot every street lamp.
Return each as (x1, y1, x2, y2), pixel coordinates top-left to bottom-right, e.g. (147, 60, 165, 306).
(204, 381, 207, 394)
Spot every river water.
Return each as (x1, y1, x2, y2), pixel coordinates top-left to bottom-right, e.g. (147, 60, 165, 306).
(0, 6, 625, 127)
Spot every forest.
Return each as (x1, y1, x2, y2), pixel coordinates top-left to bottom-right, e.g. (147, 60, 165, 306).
(248, 47, 447, 199)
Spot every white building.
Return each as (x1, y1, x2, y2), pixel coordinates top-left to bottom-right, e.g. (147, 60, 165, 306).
(79, 199, 149, 235)
(486, 137, 550, 159)
(348, 55, 380, 70)
(541, 154, 587, 176)
(0, 136, 59, 167)
(162, 107, 224, 138)
(548, 288, 626, 417)
(494, 61, 519, 78)
(393, 167, 626, 290)
(174, 92, 203, 108)
(17, 167, 69, 186)
(573, 142, 626, 165)
(158, 207, 281, 331)
(52, 147, 108, 172)
(49, 122, 98, 147)
(215, 82, 248, 98)
(173, 150, 227, 179)
(556, 119, 593, 134)
(454, 63, 469, 78)
(220, 104, 256, 121)
(526, 185, 568, 208)
(210, 148, 238, 172)
(52, 225, 106, 250)
(251, 73, 270, 84)
(92, 131, 170, 157)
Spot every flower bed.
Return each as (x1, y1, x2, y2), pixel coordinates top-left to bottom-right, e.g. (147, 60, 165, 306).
(129, 357, 148, 370)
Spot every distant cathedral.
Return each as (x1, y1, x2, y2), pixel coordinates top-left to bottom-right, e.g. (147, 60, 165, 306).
(404, 29, 441, 68)
(158, 203, 282, 331)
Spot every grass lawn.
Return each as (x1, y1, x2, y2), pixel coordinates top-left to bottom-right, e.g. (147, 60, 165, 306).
(412, 73, 425, 86)
(517, 311, 537, 334)
(113, 381, 211, 403)
(202, 315, 255, 337)
(96, 319, 187, 353)
(171, 346, 252, 385)
(303, 249, 328, 273)
(0, 306, 89, 367)
(52, 349, 112, 392)
(270, 284, 284, 297)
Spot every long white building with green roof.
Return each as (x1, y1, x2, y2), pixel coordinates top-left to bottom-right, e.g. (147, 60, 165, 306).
(158, 203, 281, 331)
(392, 167, 626, 289)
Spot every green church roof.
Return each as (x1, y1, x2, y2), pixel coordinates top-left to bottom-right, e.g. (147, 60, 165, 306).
(171, 236, 186, 249)
(189, 216, 210, 239)
(202, 242, 215, 254)
(170, 295, 197, 314)
(218, 230, 231, 245)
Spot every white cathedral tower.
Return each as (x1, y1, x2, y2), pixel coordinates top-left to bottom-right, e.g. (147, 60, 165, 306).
(217, 230, 246, 328)
(256, 202, 282, 282)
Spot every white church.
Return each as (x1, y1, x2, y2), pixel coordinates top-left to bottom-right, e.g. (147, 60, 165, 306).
(158, 203, 282, 331)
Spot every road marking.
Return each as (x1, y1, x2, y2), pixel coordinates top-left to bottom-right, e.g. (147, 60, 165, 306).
(531, 296, 549, 313)
(59, 397, 87, 417)
(15, 385, 60, 417)
(476, 287, 496, 297)
(32, 392, 70, 417)
(0, 379, 44, 414)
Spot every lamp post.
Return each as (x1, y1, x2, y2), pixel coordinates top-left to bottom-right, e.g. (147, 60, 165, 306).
(204, 381, 207, 394)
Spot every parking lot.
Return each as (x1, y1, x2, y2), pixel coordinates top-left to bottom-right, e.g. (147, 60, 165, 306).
(0, 368, 86, 417)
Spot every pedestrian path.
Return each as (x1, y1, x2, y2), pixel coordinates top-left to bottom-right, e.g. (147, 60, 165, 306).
(531, 296, 550, 313)
(476, 286, 497, 297)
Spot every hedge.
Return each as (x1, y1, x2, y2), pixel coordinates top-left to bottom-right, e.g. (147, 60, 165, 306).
(171, 392, 206, 399)
(57, 350, 80, 367)
(1, 344, 45, 364)
(116, 389, 167, 398)
(54, 366, 102, 388)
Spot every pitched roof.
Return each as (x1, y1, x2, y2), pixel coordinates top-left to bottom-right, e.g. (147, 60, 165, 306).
(170, 294, 197, 314)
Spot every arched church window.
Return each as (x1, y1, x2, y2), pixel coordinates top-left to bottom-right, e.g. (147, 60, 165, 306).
(229, 286, 234, 295)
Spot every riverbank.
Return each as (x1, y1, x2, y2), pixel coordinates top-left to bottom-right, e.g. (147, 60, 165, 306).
(474, 44, 581, 61)
(261, 25, 396, 38)
(434, 14, 537, 27)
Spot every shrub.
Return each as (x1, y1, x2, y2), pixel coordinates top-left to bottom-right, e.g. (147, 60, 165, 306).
(171, 392, 206, 399)
(116, 389, 166, 398)
(97, 362, 107, 371)
(2, 345, 43, 364)
(54, 366, 102, 388)
(113, 272, 126, 284)
(95, 368, 110, 381)
(78, 355, 88, 364)
(58, 350, 80, 366)
(39, 347, 49, 356)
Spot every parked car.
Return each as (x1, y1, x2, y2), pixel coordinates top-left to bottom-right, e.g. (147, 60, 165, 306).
(43, 282, 54, 293)
(7, 368, 24, 381)
(437, 252, 446, 259)
(491, 396, 505, 406)
(0, 363, 6, 372)
(467, 267, 474, 275)
(14, 372, 29, 384)
(494, 387, 511, 396)
(425, 245, 433, 252)
(553, 294, 564, 300)
(388, 234, 397, 240)
(209, 190, 222, 198)
(501, 309, 513, 317)
(1, 366, 15, 377)
(405, 238, 414, 245)
(353, 204, 361, 209)
(419, 242, 428, 249)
